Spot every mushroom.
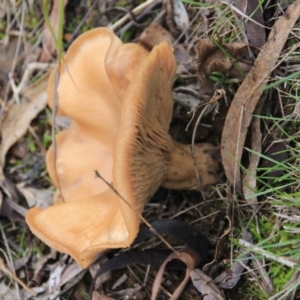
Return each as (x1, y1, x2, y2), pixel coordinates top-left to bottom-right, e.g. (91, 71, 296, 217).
(26, 28, 219, 268)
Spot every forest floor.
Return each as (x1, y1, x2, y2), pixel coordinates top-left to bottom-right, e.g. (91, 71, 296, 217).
(0, 0, 300, 299)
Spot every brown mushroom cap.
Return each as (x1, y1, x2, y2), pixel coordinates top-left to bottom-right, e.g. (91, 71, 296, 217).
(46, 28, 148, 203)
(26, 28, 177, 268)
(26, 28, 219, 269)
(27, 190, 126, 267)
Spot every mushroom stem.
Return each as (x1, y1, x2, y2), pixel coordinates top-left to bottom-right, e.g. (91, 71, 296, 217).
(162, 141, 219, 190)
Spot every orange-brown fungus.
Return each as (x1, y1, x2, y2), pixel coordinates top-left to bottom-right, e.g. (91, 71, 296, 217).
(26, 28, 219, 269)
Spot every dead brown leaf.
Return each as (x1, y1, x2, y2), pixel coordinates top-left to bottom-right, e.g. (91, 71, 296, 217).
(0, 72, 50, 168)
(28, 253, 53, 287)
(59, 262, 84, 287)
(0, 178, 27, 219)
(220, 0, 300, 190)
(16, 184, 53, 209)
(190, 269, 224, 300)
(234, 0, 266, 48)
(171, 0, 190, 33)
(139, 22, 191, 73)
(138, 22, 174, 50)
(196, 40, 252, 93)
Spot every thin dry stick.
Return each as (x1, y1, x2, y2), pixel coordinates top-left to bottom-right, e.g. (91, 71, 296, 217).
(0, 221, 21, 299)
(0, 257, 37, 297)
(94, 171, 183, 260)
(228, 105, 244, 263)
(109, 0, 159, 31)
(239, 239, 300, 269)
(143, 265, 151, 287)
(220, 0, 271, 29)
(190, 105, 209, 187)
(0, 2, 24, 127)
(43, 0, 66, 202)
(8, 0, 26, 104)
(190, 90, 224, 189)
(52, 60, 78, 204)
(66, 0, 98, 45)
(51, 67, 65, 202)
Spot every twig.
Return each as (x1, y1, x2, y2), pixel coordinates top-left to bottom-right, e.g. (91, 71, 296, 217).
(105, 7, 152, 28)
(52, 67, 65, 203)
(94, 171, 183, 260)
(109, 0, 159, 31)
(0, 257, 37, 297)
(7, 1, 26, 103)
(239, 239, 300, 269)
(66, 0, 98, 46)
(220, 0, 271, 30)
(0, 222, 20, 299)
(10, 62, 52, 101)
(188, 89, 224, 189)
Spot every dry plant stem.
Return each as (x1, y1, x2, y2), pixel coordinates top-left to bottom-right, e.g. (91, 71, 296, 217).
(126, 266, 141, 287)
(220, 0, 270, 30)
(239, 239, 300, 269)
(109, 0, 159, 31)
(135, 264, 173, 298)
(52, 67, 64, 202)
(0, 2, 23, 125)
(204, 187, 233, 271)
(269, 271, 300, 300)
(12, 63, 51, 95)
(143, 265, 151, 287)
(8, 0, 25, 103)
(66, 0, 98, 46)
(191, 105, 209, 188)
(189, 209, 221, 225)
(251, 255, 274, 295)
(118, 3, 161, 38)
(0, 258, 37, 297)
(173, 9, 201, 47)
(108, 7, 152, 28)
(242, 96, 266, 210)
(233, 106, 244, 193)
(0, 221, 20, 297)
(190, 90, 223, 189)
(94, 171, 181, 258)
